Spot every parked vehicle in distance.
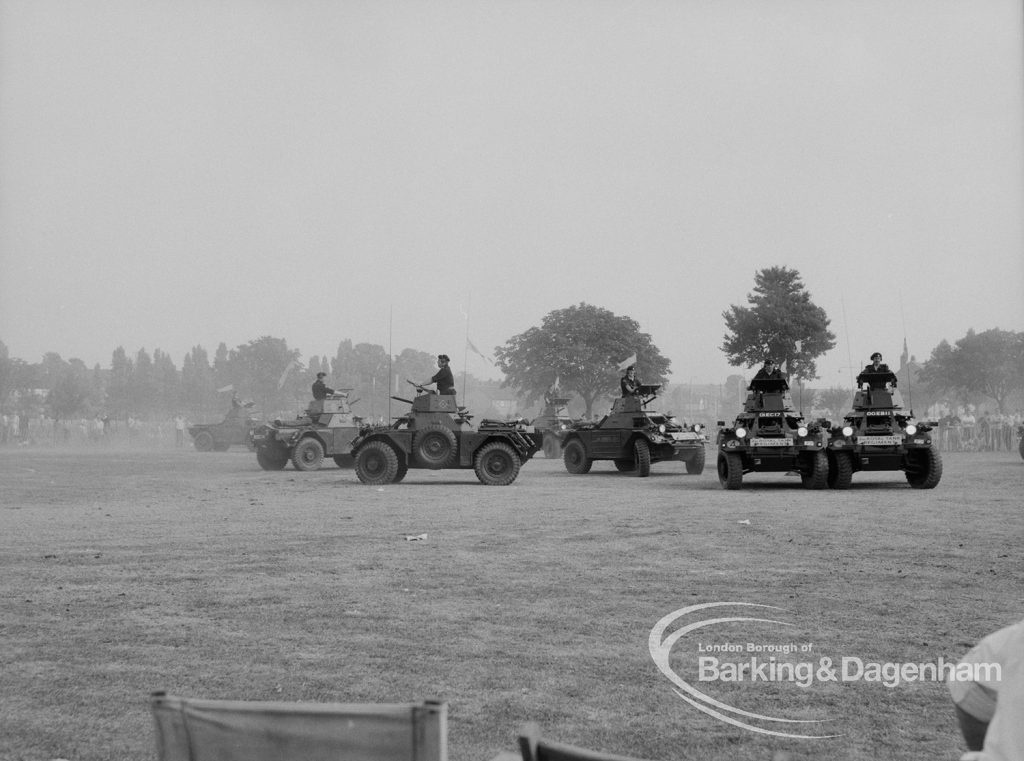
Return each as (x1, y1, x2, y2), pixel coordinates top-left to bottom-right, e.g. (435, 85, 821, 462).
(189, 400, 258, 452)
(531, 395, 580, 458)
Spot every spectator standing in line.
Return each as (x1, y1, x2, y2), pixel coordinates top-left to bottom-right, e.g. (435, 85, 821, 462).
(174, 413, 186, 448)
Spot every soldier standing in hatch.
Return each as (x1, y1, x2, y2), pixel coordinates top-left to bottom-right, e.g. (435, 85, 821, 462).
(749, 358, 787, 389)
(312, 372, 335, 400)
(420, 354, 456, 395)
(856, 352, 898, 389)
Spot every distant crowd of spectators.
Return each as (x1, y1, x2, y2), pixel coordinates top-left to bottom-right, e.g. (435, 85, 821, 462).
(936, 410, 1022, 452)
(0, 412, 190, 448)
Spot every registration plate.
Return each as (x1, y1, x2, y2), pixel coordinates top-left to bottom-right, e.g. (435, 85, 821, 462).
(858, 435, 901, 446)
(749, 437, 791, 447)
(671, 432, 696, 441)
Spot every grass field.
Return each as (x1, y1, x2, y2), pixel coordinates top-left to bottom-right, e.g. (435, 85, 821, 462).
(1, 446, 1020, 761)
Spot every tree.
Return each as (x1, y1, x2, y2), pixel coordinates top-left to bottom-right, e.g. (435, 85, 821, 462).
(721, 266, 836, 382)
(47, 362, 90, 424)
(919, 329, 1024, 414)
(494, 303, 671, 417)
(815, 387, 855, 418)
(230, 337, 301, 417)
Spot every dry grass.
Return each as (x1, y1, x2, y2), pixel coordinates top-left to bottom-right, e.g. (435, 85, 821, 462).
(1, 446, 1020, 761)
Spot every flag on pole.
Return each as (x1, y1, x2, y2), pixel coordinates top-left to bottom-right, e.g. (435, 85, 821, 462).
(216, 384, 234, 393)
(466, 338, 493, 364)
(617, 353, 637, 371)
(277, 360, 298, 389)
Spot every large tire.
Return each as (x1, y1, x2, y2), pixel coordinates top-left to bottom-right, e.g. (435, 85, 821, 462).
(906, 448, 943, 489)
(613, 459, 635, 472)
(542, 434, 561, 459)
(256, 445, 288, 471)
(827, 451, 853, 489)
(193, 431, 214, 452)
(685, 446, 706, 475)
(1019, 434, 1024, 461)
(633, 438, 651, 477)
(717, 451, 743, 490)
(413, 424, 458, 469)
(355, 440, 400, 485)
(801, 451, 828, 490)
(474, 441, 522, 485)
(563, 439, 592, 474)
(291, 437, 325, 471)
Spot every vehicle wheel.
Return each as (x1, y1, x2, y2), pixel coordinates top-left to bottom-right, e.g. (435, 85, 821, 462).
(291, 437, 325, 471)
(827, 451, 853, 489)
(354, 440, 400, 485)
(474, 441, 522, 485)
(906, 448, 942, 489)
(394, 457, 409, 483)
(633, 438, 651, 477)
(413, 424, 458, 469)
(193, 431, 214, 452)
(613, 459, 635, 472)
(562, 439, 592, 474)
(1019, 435, 1024, 461)
(717, 452, 743, 490)
(800, 451, 828, 490)
(256, 445, 288, 471)
(685, 446, 706, 475)
(332, 454, 354, 468)
(542, 434, 561, 459)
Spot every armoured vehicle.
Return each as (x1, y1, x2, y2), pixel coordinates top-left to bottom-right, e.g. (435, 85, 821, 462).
(189, 401, 258, 452)
(250, 393, 362, 471)
(349, 382, 543, 485)
(825, 373, 941, 489)
(716, 378, 829, 489)
(531, 395, 579, 458)
(560, 384, 707, 477)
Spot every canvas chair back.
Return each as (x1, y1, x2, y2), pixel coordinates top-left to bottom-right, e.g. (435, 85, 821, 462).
(517, 723, 652, 761)
(150, 692, 447, 761)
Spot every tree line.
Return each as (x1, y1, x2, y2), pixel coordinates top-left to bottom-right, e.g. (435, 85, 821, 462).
(3, 267, 1022, 428)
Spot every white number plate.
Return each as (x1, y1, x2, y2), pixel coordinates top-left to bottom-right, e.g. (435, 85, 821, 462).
(857, 435, 901, 445)
(671, 432, 696, 441)
(749, 437, 791, 447)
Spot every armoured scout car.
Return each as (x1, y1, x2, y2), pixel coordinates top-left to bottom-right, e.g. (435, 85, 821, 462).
(250, 393, 361, 471)
(716, 377, 828, 489)
(189, 400, 257, 452)
(825, 372, 941, 489)
(531, 395, 579, 458)
(349, 382, 543, 485)
(560, 384, 707, 477)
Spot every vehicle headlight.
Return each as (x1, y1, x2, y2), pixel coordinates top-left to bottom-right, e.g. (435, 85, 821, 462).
(797, 426, 808, 437)
(559, 423, 567, 430)
(904, 424, 917, 435)
(842, 425, 853, 437)
(693, 423, 702, 432)
(736, 427, 747, 438)
(658, 424, 666, 434)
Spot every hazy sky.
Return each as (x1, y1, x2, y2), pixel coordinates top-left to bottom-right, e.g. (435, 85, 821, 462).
(1, 0, 1021, 387)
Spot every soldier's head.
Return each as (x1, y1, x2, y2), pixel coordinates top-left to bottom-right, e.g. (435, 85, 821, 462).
(437, 354, 450, 366)
(763, 358, 776, 369)
(625, 365, 636, 377)
(871, 352, 883, 365)
(316, 372, 326, 379)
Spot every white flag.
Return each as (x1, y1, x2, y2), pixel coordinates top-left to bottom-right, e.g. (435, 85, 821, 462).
(216, 384, 234, 393)
(617, 353, 637, 372)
